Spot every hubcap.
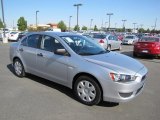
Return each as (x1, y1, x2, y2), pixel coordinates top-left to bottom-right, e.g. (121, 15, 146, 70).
(77, 80, 96, 102)
(14, 61, 22, 75)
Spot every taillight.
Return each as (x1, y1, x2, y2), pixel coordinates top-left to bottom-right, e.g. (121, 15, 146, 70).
(99, 39, 104, 43)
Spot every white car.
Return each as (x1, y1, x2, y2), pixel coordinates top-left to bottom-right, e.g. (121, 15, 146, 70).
(122, 35, 139, 45)
(0, 31, 10, 40)
(8, 32, 20, 41)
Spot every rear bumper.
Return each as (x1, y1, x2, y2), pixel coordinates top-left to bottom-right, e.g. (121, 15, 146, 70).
(134, 48, 160, 56)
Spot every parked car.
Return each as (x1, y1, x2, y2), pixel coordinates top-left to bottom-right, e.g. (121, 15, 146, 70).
(116, 34, 124, 41)
(10, 32, 148, 105)
(8, 31, 20, 41)
(93, 33, 122, 50)
(0, 31, 10, 40)
(133, 36, 160, 57)
(17, 32, 28, 41)
(122, 35, 139, 45)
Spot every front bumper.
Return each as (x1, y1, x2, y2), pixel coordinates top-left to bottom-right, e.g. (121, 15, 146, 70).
(102, 67, 147, 103)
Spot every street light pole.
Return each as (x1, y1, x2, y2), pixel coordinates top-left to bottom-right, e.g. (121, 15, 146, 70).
(90, 19, 93, 30)
(1, 0, 8, 43)
(73, 3, 82, 31)
(36, 10, 39, 29)
(107, 13, 113, 31)
(133, 23, 137, 33)
(69, 16, 72, 31)
(154, 18, 157, 30)
(122, 19, 127, 32)
(122, 20, 127, 28)
(105, 22, 108, 30)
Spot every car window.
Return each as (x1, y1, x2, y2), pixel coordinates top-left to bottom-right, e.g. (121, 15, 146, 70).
(21, 37, 28, 46)
(41, 35, 65, 52)
(61, 35, 108, 56)
(93, 34, 106, 39)
(108, 36, 114, 40)
(125, 36, 134, 39)
(141, 37, 159, 42)
(27, 34, 41, 48)
(10, 32, 18, 34)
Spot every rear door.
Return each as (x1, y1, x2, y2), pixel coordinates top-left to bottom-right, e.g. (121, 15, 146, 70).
(18, 34, 42, 73)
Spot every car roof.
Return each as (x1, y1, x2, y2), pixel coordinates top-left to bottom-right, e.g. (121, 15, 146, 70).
(28, 31, 79, 37)
(142, 36, 160, 39)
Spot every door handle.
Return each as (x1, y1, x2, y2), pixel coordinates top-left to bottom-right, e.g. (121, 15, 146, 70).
(37, 53, 43, 57)
(19, 48, 23, 52)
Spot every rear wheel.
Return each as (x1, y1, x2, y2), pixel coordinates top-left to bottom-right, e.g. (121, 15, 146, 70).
(107, 45, 111, 51)
(74, 76, 102, 106)
(118, 45, 122, 51)
(13, 58, 26, 77)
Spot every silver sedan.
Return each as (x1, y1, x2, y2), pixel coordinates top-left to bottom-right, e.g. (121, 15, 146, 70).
(10, 32, 148, 105)
(93, 34, 122, 50)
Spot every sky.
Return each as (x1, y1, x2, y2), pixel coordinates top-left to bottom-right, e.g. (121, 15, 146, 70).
(0, 0, 160, 30)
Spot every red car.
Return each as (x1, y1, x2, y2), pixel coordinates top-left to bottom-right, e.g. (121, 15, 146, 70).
(133, 36, 160, 57)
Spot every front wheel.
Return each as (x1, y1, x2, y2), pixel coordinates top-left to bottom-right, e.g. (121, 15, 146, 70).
(74, 76, 102, 106)
(13, 59, 26, 77)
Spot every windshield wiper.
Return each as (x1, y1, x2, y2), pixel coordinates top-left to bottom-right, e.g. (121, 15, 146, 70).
(78, 52, 95, 56)
(96, 50, 109, 54)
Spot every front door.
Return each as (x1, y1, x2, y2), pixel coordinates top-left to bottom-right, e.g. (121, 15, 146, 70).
(36, 35, 69, 84)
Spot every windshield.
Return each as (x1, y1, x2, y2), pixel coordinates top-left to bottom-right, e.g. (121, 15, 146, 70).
(141, 37, 159, 42)
(61, 35, 108, 56)
(125, 36, 134, 39)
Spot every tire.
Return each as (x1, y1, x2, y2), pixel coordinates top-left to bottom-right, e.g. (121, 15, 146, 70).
(74, 76, 102, 106)
(133, 52, 137, 57)
(107, 45, 111, 51)
(13, 58, 26, 77)
(118, 45, 122, 51)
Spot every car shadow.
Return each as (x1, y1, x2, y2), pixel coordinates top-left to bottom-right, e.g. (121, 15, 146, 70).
(7, 64, 15, 74)
(7, 63, 119, 107)
(121, 51, 160, 63)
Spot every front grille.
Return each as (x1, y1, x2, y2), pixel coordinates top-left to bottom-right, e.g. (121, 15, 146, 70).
(119, 92, 133, 98)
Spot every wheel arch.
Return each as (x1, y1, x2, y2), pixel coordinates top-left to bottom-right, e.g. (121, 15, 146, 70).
(72, 72, 103, 99)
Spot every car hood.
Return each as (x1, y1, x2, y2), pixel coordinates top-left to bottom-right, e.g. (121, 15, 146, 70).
(83, 52, 144, 75)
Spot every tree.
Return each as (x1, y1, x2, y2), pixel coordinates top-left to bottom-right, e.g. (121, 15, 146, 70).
(138, 28, 145, 33)
(82, 26, 87, 30)
(127, 29, 132, 32)
(94, 25, 98, 31)
(146, 28, 150, 33)
(0, 19, 4, 28)
(17, 17, 27, 31)
(74, 25, 80, 31)
(57, 21, 67, 32)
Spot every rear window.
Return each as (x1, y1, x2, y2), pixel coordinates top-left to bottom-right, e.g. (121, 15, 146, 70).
(10, 32, 18, 34)
(141, 37, 159, 42)
(93, 34, 106, 39)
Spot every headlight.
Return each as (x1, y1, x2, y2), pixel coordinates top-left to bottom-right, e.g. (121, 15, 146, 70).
(110, 73, 137, 82)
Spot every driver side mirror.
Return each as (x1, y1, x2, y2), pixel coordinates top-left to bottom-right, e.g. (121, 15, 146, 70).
(54, 49, 70, 56)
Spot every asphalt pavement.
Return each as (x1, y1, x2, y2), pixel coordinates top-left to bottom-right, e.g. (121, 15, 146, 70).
(0, 42, 160, 120)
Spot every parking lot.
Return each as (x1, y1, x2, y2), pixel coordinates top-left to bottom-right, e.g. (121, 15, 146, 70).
(0, 42, 160, 120)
